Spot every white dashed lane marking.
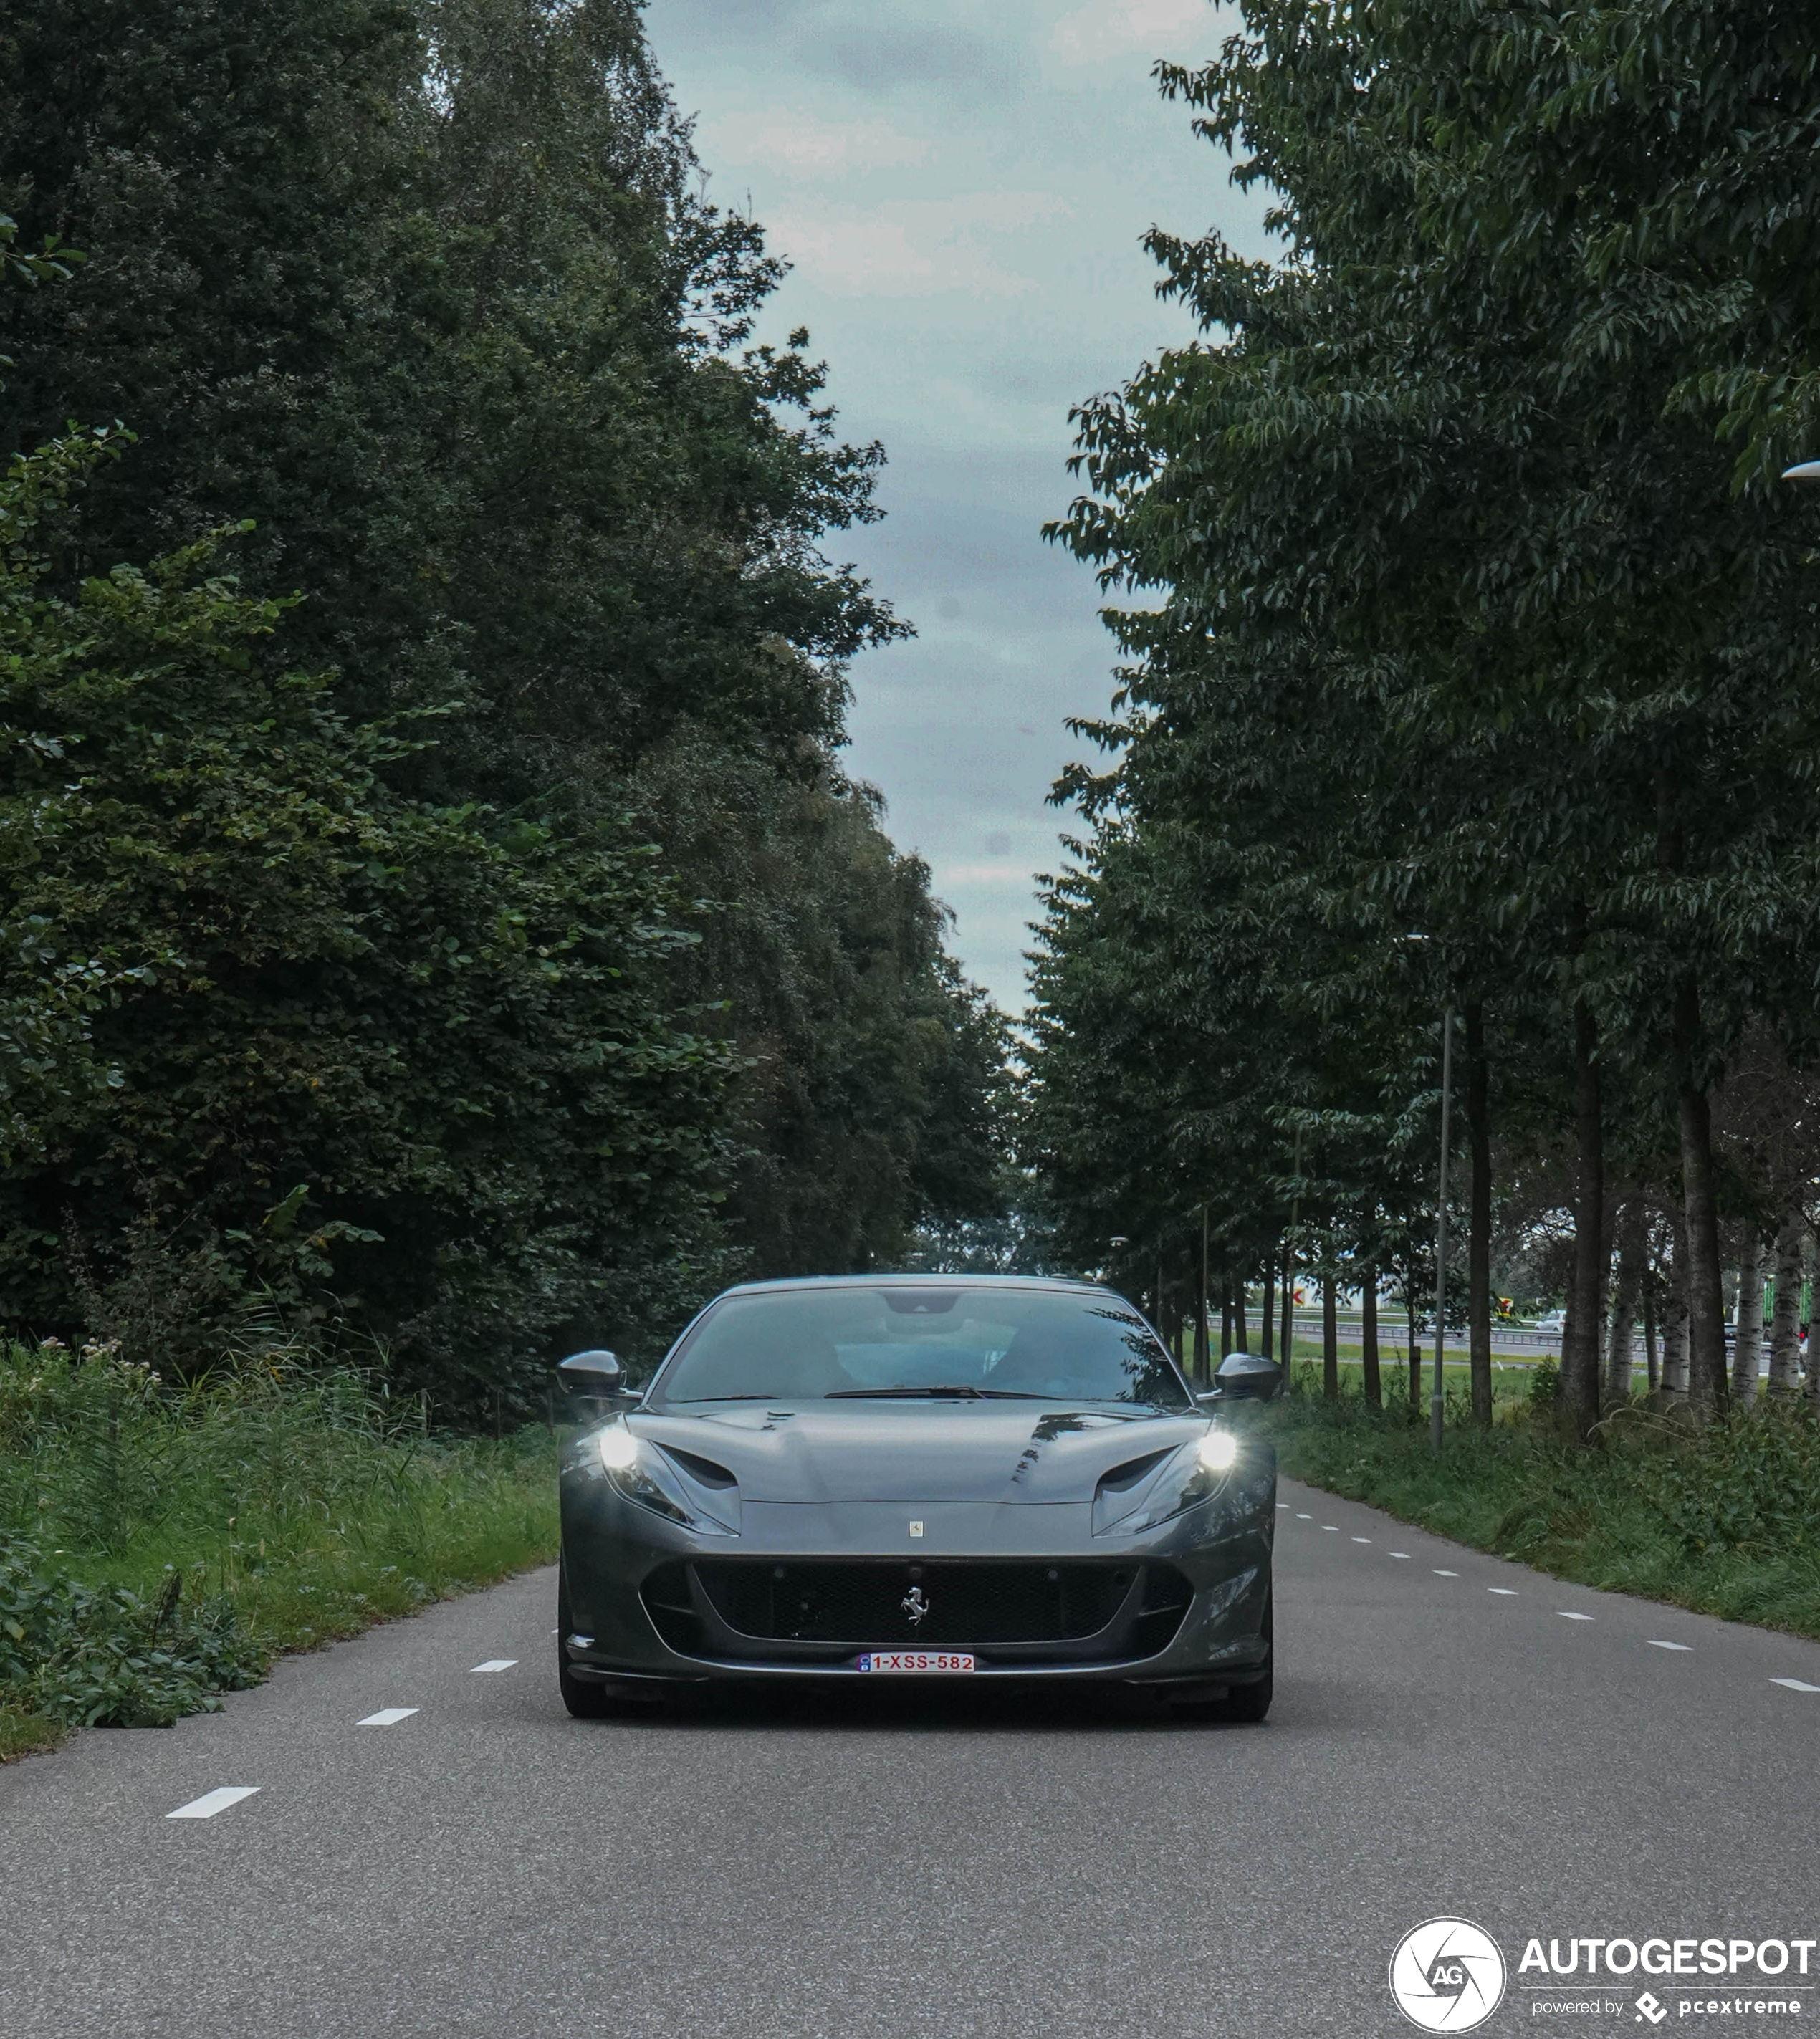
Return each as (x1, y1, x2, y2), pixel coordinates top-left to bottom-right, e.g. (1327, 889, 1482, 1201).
(357, 1707, 418, 1727)
(168, 1787, 259, 1820)
(1307, 1497, 1820, 1692)
(470, 1659, 517, 1674)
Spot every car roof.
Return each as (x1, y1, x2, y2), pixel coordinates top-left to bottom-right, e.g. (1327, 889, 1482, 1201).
(714, 1272, 1118, 1299)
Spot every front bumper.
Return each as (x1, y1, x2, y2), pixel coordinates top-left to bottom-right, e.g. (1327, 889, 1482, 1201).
(559, 1447, 1275, 1690)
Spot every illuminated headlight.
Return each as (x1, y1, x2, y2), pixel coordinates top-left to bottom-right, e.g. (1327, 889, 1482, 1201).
(596, 1423, 640, 1472)
(591, 1422, 739, 1536)
(1094, 1434, 1238, 1536)
(1197, 1429, 1239, 1473)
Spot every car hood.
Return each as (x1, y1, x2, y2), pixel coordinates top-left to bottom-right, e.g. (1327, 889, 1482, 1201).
(627, 1399, 1206, 1505)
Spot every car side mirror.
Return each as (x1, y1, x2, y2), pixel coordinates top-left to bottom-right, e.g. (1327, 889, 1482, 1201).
(558, 1349, 629, 1397)
(1215, 1351, 1283, 1401)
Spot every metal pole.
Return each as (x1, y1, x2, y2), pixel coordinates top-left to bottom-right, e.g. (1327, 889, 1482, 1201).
(1432, 1007, 1455, 1452)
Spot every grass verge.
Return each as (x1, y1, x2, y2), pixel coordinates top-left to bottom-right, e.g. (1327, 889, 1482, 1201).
(1260, 1372, 1820, 1644)
(1, 1340, 560, 1760)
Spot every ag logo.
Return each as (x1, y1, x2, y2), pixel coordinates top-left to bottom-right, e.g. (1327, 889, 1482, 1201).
(1388, 1917, 1508, 2032)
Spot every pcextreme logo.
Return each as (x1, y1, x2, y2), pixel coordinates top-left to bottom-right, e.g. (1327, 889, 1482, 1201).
(1390, 1918, 1509, 2033)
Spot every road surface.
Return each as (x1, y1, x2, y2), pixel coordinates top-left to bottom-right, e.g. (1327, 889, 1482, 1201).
(4, 1479, 1817, 2038)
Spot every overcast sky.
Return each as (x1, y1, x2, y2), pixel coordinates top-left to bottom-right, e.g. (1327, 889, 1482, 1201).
(641, 0, 1266, 1011)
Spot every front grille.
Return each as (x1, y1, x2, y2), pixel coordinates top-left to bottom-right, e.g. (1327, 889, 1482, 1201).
(691, 1560, 1142, 1648)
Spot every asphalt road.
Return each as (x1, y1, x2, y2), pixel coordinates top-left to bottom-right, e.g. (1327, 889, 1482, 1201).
(4, 1478, 1819, 2039)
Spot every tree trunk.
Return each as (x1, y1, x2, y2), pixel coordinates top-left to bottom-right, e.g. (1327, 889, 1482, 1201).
(1361, 1271, 1381, 1410)
(1192, 1250, 1209, 1386)
(1406, 1274, 1422, 1414)
(1674, 974, 1728, 1416)
(1768, 1215, 1804, 1395)
(1808, 1232, 1820, 1412)
(1605, 1201, 1643, 1404)
(1220, 1287, 1233, 1361)
(1260, 1257, 1275, 1362)
(1464, 1002, 1493, 1426)
(1732, 1241, 1766, 1407)
(1235, 1283, 1249, 1350)
(1322, 1267, 1338, 1398)
(1644, 1282, 1659, 1394)
(1560, 995, 1605, 1440)
(1280, 1240, 1294, 1376)
(1662, 1209, 1691, 1396)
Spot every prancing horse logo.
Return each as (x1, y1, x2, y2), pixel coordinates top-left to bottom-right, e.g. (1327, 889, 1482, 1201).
(901, 1585, 930, 1626)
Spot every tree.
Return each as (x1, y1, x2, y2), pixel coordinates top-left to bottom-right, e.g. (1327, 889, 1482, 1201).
(1027, 0, 1820, 1445)
(0, 426, 740, 1396)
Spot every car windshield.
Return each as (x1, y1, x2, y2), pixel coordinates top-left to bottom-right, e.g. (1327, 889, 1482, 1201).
(651, 1285, 1190, 1409)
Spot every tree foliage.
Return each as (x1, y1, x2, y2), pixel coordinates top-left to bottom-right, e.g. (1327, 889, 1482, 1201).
(0, 1, 1009, 1391)
(1025, 0, 1820, 1436)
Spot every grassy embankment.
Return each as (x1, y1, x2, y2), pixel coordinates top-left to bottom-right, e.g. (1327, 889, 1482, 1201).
(1258, 1367, 1820, 1642)
(0, 1340, 560, 1763)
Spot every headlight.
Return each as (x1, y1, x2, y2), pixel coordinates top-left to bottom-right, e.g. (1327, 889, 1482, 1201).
(1093, 1432, 1238, 1536)
(597, 1424, 640, 1472)
(592, 1422, 739, 1535)
(1197, 1429, 1238, 1472)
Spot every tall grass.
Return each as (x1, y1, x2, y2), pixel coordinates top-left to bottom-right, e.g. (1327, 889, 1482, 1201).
(0, 1339, 559, 1760)
(1265, 1367, 1820, 1641)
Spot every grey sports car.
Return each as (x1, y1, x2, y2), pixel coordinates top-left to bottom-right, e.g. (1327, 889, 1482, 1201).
(555, 1274, 1277, 1719)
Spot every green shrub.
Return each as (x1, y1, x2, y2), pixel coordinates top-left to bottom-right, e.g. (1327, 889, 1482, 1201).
(0, 1543, 264, 1727)
(1637, 1404, 1820, 1558)
(0, 1335, 559, 1752)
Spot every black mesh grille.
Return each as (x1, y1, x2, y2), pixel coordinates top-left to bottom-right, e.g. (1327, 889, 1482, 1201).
(691, 1560, 1144, 1647)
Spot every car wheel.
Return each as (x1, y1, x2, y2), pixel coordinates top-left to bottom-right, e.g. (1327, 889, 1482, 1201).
(557, 1566, 614, 1720)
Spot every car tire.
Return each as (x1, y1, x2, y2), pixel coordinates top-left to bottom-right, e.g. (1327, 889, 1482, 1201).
(557, 1566, 615, 1720)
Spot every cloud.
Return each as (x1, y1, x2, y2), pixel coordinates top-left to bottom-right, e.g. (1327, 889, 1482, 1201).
(767, 195, 1064, 299)
(707, 110, 933, 175)
(1051, 0, 1212, 64)
(799, 19, 1025, 97)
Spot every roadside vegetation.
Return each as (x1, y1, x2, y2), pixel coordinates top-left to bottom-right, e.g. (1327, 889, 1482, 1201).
(1265, 1376, 1820, 1645)
(0, 0, 1011, 1426)
(0, 1338, 558, 1762)
(1021, 4, 1820, 1459)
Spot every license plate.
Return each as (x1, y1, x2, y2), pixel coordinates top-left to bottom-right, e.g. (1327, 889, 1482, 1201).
(856, 1650, 975, 1674)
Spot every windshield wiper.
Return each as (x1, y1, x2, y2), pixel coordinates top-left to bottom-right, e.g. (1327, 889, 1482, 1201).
(824, 1385, 1044, 1400)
